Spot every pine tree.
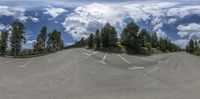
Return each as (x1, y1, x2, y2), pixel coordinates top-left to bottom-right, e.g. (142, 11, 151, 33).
(101, 23, 118, 48)
(188, 39, 194, 53)
(139, 29, 148, 47)
(94, 29, 101, 49)
(121, 21, 141, 53)
(61, 40, 64, 49)
(40, 26, 47, 50)
(0, 31, 9, 55)
(186, 45, 189, 52)
(47, 30, 62, 51)
(87, 33, 94, 48)
(34, 26, 47, 53)
(80, 38, 86, 47)
(194, 40, 199, 51)
(151, 33, 158, 48)
(10, 22, 26, 56)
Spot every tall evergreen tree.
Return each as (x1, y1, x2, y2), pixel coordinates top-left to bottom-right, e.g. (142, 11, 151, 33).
(33, 26, 47, 53)
(194, 40, 199, 51)
(94, 29, 101, 49)
(159, 38, 167, 52)
(101, 23, 118, 48)
(80, 37, 86, 47)
(139, 29, 148, 47)
(61, 40, 64, 49)
(0, 31, 9, 55)
(185, 45, 189, 52)
(10, 22, 26, 56)
(87, 33, 94, 48)
(47, 30, 62, 51)
(121, 21, 141, 53)
(151, 33, 158, 48)
(188, 39, 194, 53)
(186, 45, 189, 52)
(40, 26, 47, 50)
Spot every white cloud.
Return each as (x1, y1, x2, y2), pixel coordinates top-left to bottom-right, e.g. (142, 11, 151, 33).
(66, 42, 74, 46)
(156, 29, 167, 38)
(0, 5, 27, 22)
(189, 32, 200, 40)
(62, 2, 179, 40)
(43, 7, 66, 18)
(62, 3, 127, 39)
(177, 23, 200, 39)
(168, 18, 177, 24)
(173, 39, 189, 49)
(0, 24, 11, 38)
(167, 5, 200, 18)
(0, 24, 11, 31)
(153, 23, 163, 31)
(22, 40, 36, 49)
(29, 16, 39, 22)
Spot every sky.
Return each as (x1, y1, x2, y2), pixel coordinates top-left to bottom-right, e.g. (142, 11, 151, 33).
(0, 0, 200, 49)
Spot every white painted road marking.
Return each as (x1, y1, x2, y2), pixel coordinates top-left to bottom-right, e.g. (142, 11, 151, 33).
(84, 52, 91, 56)
(44, 56, 52, 63)
(83, 51, 98, 57)
(93, 51, 98, 54)
(129, 66, 144, 70)
(19, 58, 34, 68)
(100, 53, 107, 65)
(147, 67, 159, 73)
(118, 54, 131, 64)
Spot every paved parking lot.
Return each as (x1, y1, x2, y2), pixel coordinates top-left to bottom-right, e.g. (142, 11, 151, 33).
(0, 48, 200, 99)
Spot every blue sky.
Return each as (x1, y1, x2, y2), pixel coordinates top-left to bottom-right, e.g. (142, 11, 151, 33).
(0, 0, 200, 48)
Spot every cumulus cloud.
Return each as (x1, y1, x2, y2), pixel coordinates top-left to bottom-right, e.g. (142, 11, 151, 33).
(168, 18, 177, 24)
(62, 3, 128, 39)
(156, 29, 167, 38)
(29, 16, 39, 22)
(43, 7, 66, 18)
(0, 5, 27, 22)
(167, 5, 200, 18)
(61, 1, 200, 40)
(190, 32, 200, 40)
(177, 23, 200, 39)
(0, 24, 11, 36)
(0, 24, 11, 31)
(22, 40, 36, 49)
(173, 39, 189, 49)
(62, 2, 179, 40)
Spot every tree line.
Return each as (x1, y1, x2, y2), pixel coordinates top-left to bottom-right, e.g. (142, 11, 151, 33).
(0, 22, 64, 56)
(186, 39, 200, 55)
(74, 22, 180, 54)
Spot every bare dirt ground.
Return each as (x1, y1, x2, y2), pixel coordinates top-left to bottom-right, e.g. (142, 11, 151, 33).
(0, 48, 200, 99)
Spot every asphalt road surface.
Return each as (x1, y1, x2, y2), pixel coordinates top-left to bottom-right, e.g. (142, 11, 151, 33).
(0, 48, 200, 99)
